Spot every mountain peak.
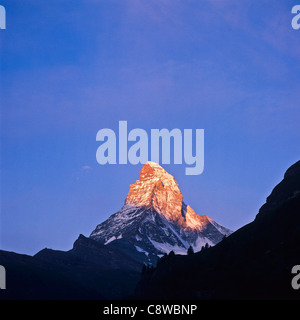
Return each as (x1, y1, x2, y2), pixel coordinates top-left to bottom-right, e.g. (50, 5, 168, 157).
(125, 162, 183, 223)
(284, 160, 300, 179)
(144, 160, 163, 168)
(139, 161, 176, 181)
(127, 163, 215, 233)
(90, 162, 232, 259)
(256, 160, 300, 220)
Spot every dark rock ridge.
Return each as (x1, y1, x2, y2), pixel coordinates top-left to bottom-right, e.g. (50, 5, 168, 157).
(0, 234, 143, 299)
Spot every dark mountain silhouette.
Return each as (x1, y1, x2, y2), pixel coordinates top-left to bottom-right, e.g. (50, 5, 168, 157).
(134, 160, 300, 299)
(0, 234, 144, 299)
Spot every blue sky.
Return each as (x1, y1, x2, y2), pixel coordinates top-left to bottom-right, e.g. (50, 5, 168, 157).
(1, 0, 300, 255)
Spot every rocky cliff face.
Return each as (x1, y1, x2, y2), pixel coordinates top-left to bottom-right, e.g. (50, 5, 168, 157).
(125, 161, 210, 231)
(90, 162, 232, 262)
(126, 161, 184, 223)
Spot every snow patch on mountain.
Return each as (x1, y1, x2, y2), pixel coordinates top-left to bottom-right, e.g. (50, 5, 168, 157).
(135, 246, 149, 256)
(148, 239, 187, 255)
(104, 236, 116, 245)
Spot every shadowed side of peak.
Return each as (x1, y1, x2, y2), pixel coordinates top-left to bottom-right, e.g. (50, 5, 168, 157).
(256, 160, 300, 220)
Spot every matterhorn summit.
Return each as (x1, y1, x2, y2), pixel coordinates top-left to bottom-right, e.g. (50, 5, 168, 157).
(90, 162, 232, 263)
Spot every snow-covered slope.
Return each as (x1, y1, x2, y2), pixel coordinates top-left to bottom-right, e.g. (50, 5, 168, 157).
(90, 162, 232, 263)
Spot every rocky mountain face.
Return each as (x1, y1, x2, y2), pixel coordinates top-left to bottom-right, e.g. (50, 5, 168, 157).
(134, 160, 300, 300)
(90, 162, 232, 263)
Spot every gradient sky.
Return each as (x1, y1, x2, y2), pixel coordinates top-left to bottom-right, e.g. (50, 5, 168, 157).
(1, 0, 300, 255)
